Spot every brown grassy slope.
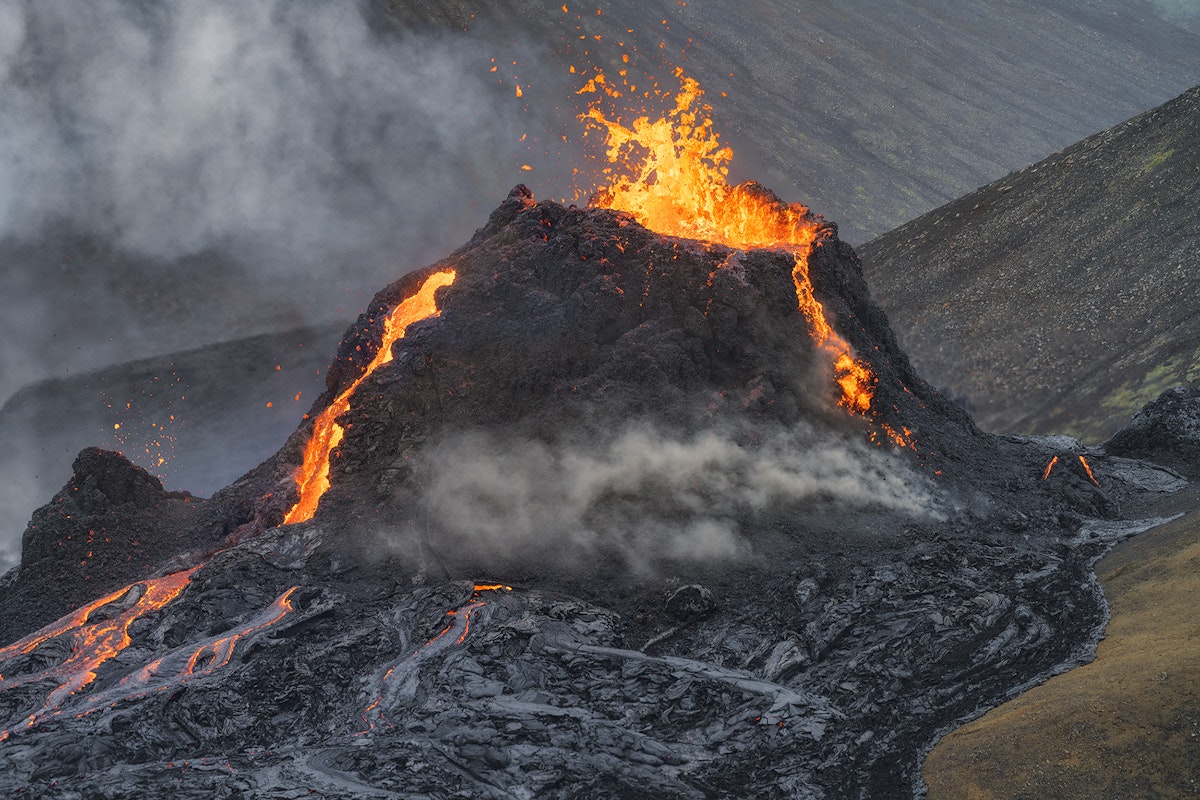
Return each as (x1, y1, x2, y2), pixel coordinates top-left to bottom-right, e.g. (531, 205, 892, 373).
(923, 492, 1200, 799)
(858, 86, 1200, 442)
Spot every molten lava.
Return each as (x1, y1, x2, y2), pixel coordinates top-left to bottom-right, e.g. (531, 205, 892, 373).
(0, 568, 197, 741)
(581, 69, 877, 417)
(1078, 455, 1101, 487)
(0, 573, 300, 741)
(72, 586, 299, 720)
(1042, 456, 1060, 480)
(285, 270, 457, 524)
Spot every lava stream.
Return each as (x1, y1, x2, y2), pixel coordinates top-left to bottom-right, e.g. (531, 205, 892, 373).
(1078, 455, 1101, 487)
(0, 568, 198, 741)
(72, 586, 299, 719)
(1042, 456, 1060, 480)
(285, 270, 457, 524)
(358, 584, 509, 734)
(0, 580, 298, 741)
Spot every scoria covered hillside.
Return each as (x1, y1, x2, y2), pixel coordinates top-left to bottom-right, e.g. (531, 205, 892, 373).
(0, 181, 1187, 799)
(859, 84, 1200, 442)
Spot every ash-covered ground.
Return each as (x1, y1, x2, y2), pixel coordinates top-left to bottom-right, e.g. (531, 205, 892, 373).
(0, 189, 1190, 799)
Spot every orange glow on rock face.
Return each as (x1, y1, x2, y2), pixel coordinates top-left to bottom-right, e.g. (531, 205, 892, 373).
(1078, 455, 1100, 487)
(284, 270, 457, 524)
(581, 69, 877, 417)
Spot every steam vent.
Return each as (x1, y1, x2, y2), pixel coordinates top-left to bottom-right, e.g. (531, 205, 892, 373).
(0, 186, 1189, 798)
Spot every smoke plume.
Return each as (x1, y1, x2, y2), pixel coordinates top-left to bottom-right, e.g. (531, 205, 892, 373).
(418, 424, 943, 572)
(0, 0, 571, 567)
(0, 0, 556, 403)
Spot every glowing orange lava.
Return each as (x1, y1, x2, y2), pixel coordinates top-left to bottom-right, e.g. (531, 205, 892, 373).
(71, 586, 299, 719)
(285, 270, 457, 524)
(1042, 456, 1060, 480)
(581, 68, 877, 416)
(0, 568, 197, 741)
(1078, 455, 1100, 487)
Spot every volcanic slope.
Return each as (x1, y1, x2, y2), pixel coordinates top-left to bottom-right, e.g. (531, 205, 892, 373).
(858, 84, 1200, 442)
(925, 389, 1200, 799)
(0, 186, 1184, 799)
(0, 324, 344, 571)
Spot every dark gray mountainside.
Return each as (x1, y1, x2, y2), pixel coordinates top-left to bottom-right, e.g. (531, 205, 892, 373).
(0, 187, 1186, 798)
(859, 85, 1200, 442)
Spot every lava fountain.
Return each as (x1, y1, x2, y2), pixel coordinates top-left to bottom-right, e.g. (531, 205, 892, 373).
(580, 68, 879, 419)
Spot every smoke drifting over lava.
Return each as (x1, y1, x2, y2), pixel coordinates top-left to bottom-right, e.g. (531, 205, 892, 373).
(419, 424, 942, 570)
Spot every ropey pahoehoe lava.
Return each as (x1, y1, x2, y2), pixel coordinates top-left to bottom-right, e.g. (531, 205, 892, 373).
(0, 71, 1188, 799)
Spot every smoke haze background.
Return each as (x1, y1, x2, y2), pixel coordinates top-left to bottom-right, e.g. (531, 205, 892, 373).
(0, 0, 578, 569)
(0, 0, 564, 406)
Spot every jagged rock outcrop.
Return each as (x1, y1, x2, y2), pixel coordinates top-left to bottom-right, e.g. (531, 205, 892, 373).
(1105, 384, 1200, 478)
(1, 448, 216, 642)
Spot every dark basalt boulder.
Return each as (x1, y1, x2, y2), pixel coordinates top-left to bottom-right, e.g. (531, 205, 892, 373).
(1105, 385, 1200, 478)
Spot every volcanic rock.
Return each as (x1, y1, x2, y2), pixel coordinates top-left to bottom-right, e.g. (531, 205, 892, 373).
(665, 584, 717, 621)
(1, 448, 216, 642)
(1105, 384, 1200, 478)
(859, 85, 1200, 440)
(0, 188, 1187, 799)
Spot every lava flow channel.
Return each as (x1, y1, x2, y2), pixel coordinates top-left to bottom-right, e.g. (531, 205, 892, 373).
(358, 584, 510, 734)
(285, 269, 457, 524)
(0, 568, 198, 741)
(70, 586, 299, 720)
(581, 70, 906, 444)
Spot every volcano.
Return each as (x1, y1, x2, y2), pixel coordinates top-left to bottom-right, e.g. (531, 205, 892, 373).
(0, 174, 1187, 798)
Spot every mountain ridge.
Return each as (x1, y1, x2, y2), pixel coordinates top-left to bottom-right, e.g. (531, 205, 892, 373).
(859, 84, 1200, 441)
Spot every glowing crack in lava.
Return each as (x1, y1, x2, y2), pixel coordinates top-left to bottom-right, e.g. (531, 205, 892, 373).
(0, 568, 198, 741)
(285, 269, 457, 524)
(358, 584, 511, 734)
(580, 70, 907, 444)
(1042, 455, 1060, 480)
(1078, 455, 1101, 487)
